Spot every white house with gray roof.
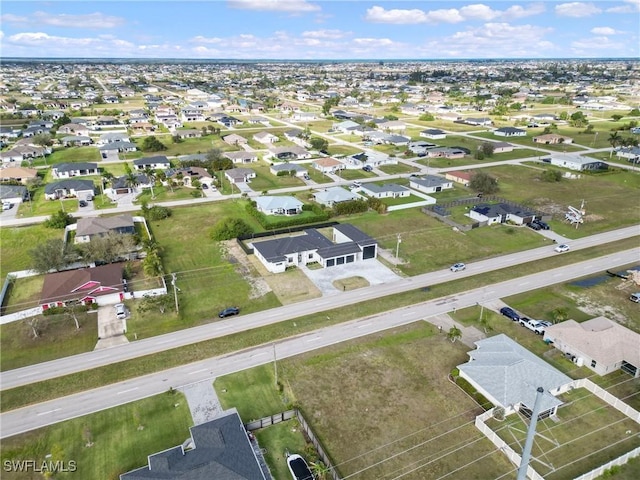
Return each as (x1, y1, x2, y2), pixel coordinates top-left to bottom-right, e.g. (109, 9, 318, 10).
(550, 154, 608, 172)
(269, 162, 308, 177)
(44, 179, 94, 200)
(409, 175, 453, 194)
(313, 187, 363, 207)
(255, 196, 304, 216)
(52, 162, 98, 179)
(360, 183, 410, 199)
(457, 334, 573, 418)
(252, 224, 377, 273)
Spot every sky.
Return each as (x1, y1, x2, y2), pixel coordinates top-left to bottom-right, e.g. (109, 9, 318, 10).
(1, 1, 639, 60)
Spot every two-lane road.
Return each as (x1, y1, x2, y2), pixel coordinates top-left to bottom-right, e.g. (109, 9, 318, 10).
(1, 247, 638, 438)
(1, 225, 638, 392)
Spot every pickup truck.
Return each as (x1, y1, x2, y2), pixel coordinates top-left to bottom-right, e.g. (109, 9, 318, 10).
(524, 319, 548, 335)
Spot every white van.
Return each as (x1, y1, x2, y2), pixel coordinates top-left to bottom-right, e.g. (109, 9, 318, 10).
(630, 293, 640, 303)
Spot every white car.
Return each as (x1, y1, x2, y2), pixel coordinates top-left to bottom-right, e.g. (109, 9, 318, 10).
(114, 303, 127, 319)
(524, 319, 547, 335)
(555, 244, 570, 253)
(2, 202, 12, 211)
(450, 263, 466, 272)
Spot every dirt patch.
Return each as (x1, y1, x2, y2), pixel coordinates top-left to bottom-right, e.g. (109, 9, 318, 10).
(565, 291, 628, 324)
(332, 276, 370, 291)
(247, 257, 322, 304)
(220, 241, 272, 299)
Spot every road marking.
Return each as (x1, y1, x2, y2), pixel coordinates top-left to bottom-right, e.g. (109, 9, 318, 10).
(356, 323, 372, 329)
(17, 371, 41, 378)
(519, 281, 530, 286)
(155, 339, 172, 345)
(553, 273, 563, 277)
(305, 337, 321, 343)
(37, 408, 61, 416)
(402, 312, 413, 317)
(117, 387, 139, 395)
(188, 368, 208, 375)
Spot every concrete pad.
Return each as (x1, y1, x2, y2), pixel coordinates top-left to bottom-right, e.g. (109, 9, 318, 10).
(300, 259, 401, 296)
(94, 305, 129, 350)
(181, 380, 223, 425)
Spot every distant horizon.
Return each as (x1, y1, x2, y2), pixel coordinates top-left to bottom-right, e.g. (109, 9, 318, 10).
(2, 1, 638, 60)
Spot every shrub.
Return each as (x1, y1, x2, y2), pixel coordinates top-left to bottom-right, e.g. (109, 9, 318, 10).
(44, 209, 75, 229)
(210, 218, 254, 241)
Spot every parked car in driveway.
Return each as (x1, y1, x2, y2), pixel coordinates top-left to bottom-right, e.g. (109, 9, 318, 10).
(630, 293, 640, 303)
(450, 263, 466, 272)
(524, 319, 547, 334)
(499, 306, 520, 321)
(555, 244, 570, 253)
(533, 219, 550, 230)
(79, 200, 88, 207)
(2, 202, 12, 211)
(218, 306, 240, 318)
(527, 222, 541, 231)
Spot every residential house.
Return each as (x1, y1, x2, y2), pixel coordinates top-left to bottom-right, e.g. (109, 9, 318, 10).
(533, 134, 574, 145)
(270, 163, 308, 177)
(255, 196, 304, 215)
(58, 123, 90, 136)
(464, 117, 493, 126)
(550, 154, 608, 171)
(253, 131, 279, 145)
(252, 224, 377, 274)
(0, 126, 21, 139)
(133, 156, 170, 171)
(223, 134, 248, 146)
(52, 162, 99, 179)
(223, 151, 258, 164)
(105, 174, 150, 200)
(360, 183, 410, 199)
(247, 116, 270, 126)
(409, 175, 453, 194)
(0, 166, 38, 184)
(292, 111, 318, 122)
(483, 141, 514, 154)
(347, 151, 396, 169)
(457, 334, 573, 418)
(333, 120, 360, 134)
(0, 184, 28, 205)
(180, 109, 205, 122)
(312, 157, 345, 174)
(225, 167, 256, 184)
(0, 145, 48, 165)
(284, 129, 310, 148)
(444, 170, 472, 187)
(543, 317, 640, 378)
(424, 147, 466, 159)
(44, 179, 94, 200)
(468, 203, 536, 226)
(40, 263, 125, 309)
(60, 135, 93, 147)
(267, 146, 312, 161)
(494, 127, 526, 137)
(420, 129, 447, 140)
(175, 129, 202, 139)
(95, 116, 120, 126)
(313, 187, 363, 207)
(374, 119, 406, 132)
(99, 142, 137, 159)
(98, 132, 130, 145)
(615, 146, 640, 164)
(120, 409, 266, 480)
(75, 214, 135, 244)
(407, 141, 437, 155)
(166, 167, 214, 189)
(368, 132, 410, 146)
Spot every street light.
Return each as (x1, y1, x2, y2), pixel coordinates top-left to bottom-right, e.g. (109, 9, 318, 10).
(395, 234, 402, 259)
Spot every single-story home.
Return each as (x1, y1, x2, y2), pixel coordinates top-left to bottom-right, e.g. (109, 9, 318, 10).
(543, 317, 640, 378)
(360, 183, 410, 199)
(312, 157, 345, 174)
(252, 223, 377, 274)
(119, 409, 266, 480)
(409, 175, 453, 194)
(407, 141, 437, 154)
(0, 184, 28, 205)
(223, 134, 248, 146)
(223, 151, 258, 164)
(133, 156, 170, 170)
(464, 117, 493, 126)
(60, 135, 93, 147)
(292, 111, 318, 122)
(175, 129, 202, 139)
(225, 167, 256, 184)
(57, 123, 90, 136)
(484, 141, 514, 154)
(424, 147, 466, 159)
(533, 134, 574, 145)
(267, 146, 312, 161)
(98, 132, 130, 145)
(494, 127, 526, 137)
(458, 334, 573, 418)
(75, 214, 135, 244)
(44, 179, 94, 200)
(468, 203, 536, 226)
(166, 167, 214, 188)
(550, 154, 608, 172)
(313, 187, 363, 207)
(270, 162, 308, 177)
(615, 146, 640, 164)
(105, 174, 151, 199)
(445, 170, 472, 187)
(99, 142, 137, 158)
(253, 131, 279, 144)
(346, 151, 396, 168)
(40, 263, 125, 309)
(255, 195, 304, 215)
(0, 166, 38, 184)
(52, 162, 99, 179)
(420, 128, 446, 140)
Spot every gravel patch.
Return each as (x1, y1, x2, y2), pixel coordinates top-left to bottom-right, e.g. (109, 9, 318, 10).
(181, 380, 223, 426)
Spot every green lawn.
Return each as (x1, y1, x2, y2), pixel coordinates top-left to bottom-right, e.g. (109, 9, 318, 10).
(254, 421, 312, 480)
(0, 391, 192, 480)
(0, 224, 61, 279)
(248, 163, 306, 192)
(44, 146, 102, 164)
(1, 275, 44, 316)
(378, 162, 420, 175)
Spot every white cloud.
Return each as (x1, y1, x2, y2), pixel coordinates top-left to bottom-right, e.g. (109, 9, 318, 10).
(302, 29, 349, 39)
(555, 2, 602, 17)
(365, 4, 545, 25)
(590, 26, 619, 35)
(190, 35, 223, 44)
(5, 31, 137, 56)
(570, 36, 626, 54)
(2, 11, 125, 29)
(0, 14, 29, 24)
(228, 0, 320, 13)
(353, 37, 398, 48)
(606, 0, 640, 13)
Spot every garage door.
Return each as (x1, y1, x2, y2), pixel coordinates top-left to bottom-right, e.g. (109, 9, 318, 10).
(362, 245, 376, 260)
(326, 259, 335, 267)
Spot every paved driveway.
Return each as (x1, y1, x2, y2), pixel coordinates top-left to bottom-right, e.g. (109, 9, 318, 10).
(301, 259, 401, 296)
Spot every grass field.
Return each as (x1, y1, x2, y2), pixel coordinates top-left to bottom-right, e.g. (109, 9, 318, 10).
(0, 391, 192, 480)
(0, 224, 61, 279)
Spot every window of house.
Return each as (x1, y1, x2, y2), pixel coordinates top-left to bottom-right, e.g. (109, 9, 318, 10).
(591, 360, 597, 368)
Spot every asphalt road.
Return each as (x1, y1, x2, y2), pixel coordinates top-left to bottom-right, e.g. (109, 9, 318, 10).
(1, 246, 638, 438)
(1, 225, 638, 392)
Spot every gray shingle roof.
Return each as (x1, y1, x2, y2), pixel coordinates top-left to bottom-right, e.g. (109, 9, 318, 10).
(253, 229, 333, 263)
(44, 179, 94, 194)
(53, 162, 97, 173)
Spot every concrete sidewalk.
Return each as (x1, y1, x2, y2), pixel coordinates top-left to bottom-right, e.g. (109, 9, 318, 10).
(425, 313, 486, 348)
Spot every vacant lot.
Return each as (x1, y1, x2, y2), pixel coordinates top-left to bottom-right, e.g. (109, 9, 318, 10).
(218, 322, 514, 479)
(0, 391, 192, 480)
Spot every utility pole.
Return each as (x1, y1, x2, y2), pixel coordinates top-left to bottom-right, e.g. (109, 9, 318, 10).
(395, 234, 402, 259)
(171, 273, 180, 314)
(517, 387, 545, 480)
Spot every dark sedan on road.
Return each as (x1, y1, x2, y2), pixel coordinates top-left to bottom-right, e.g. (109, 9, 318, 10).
(218, 307, 240, 318)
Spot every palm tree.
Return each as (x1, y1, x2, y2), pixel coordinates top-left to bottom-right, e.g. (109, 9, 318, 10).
(608, 131, 620, 158)
(143, 167, 157, 199)
(447, 326, 462, 343)
(310, 461, 331, 480)
(125, 171, 139, 195)
(100, 171, 114, 204)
